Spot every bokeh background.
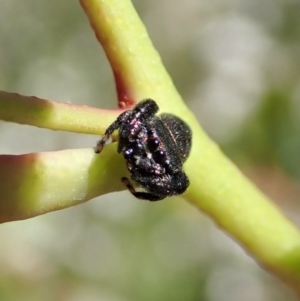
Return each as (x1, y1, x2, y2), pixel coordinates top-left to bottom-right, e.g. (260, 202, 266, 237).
(1, 0, 300, 300)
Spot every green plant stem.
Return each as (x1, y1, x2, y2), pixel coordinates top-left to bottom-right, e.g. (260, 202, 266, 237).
(0, 91, 118, 135)
(0, 145, 126, 223)
(80, 0, 187, 113)
(80, 0, 300, 294)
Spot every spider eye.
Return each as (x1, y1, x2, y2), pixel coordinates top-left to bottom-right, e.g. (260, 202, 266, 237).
(124, 142, 144, 159)
(153, 150, 166, 164)
(124, 148, 134, 159)
(148, 138, 159, 152)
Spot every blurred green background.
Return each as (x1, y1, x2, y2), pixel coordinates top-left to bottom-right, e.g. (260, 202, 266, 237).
(1, 1, 300, 300)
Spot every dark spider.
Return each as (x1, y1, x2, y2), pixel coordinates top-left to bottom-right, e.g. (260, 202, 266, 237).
(95, 99, 192, 201)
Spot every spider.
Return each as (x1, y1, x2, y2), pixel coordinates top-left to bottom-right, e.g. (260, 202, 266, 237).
(95, 99, 192, 201)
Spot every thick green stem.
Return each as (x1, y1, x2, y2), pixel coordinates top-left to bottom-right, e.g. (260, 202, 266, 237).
(0, 145, 126, 223)
(80, 0, 187, 113)
(80, 0, 300, 294)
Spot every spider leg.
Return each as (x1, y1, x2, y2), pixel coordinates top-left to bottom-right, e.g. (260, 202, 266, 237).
(95, 111, 130, 153)
(134, 99, 159, 118)
(121, 177, 164, 201)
